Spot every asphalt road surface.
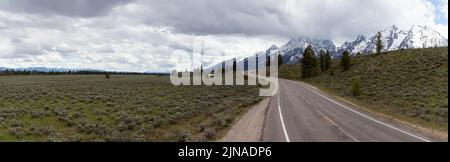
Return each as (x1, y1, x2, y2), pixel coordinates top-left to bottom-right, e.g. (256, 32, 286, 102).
(262, 79, 432, 142)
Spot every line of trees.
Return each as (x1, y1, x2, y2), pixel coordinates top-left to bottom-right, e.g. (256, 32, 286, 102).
(319, 50, 332, 72)
(0, 69, 159, 76)
(299, 46, 362, 95)
(300, 32, 384, 78)
(300, 45, 354, 79)
(300, 45, 332, 78)
(265, 52, 284, 67)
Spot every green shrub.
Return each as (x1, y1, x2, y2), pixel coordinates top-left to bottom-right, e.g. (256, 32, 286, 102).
(351, 77, 362, 97)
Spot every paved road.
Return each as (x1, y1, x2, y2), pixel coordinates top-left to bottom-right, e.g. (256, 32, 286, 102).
(262, 79, 431, 142)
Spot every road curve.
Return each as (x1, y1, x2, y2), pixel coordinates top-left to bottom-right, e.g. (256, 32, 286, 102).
(262, 79, 432, 142)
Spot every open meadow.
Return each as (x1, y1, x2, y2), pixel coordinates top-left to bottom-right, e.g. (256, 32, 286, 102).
(0, 75, 263, 141)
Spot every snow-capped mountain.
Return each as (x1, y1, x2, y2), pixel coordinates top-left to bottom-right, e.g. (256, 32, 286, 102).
(278, 37, 337, 64)
(337, 35, 370, 55)
(399, 25, 448, 49)
(338, 25, 448, 55)
(232, 38, 337, 70)
(198, 25, 447, 71)
(251, 25, 449, 65)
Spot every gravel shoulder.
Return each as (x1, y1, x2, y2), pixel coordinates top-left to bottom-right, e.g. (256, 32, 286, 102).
(219, 97, 270, 142)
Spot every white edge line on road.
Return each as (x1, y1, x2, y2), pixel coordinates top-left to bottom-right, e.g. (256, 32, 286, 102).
(301, 83, 431, 142)
(277, 88, 291, 142)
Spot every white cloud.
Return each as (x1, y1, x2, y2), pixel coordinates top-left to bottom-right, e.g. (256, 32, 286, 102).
(13, 41, 42, 55)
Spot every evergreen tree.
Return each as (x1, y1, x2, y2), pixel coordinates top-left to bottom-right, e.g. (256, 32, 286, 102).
(376, 32, 383, 55)
(340, 50, 351, 71)
(278, 52, 283, 67)
(324, 50, 332, 71)
(221, 61, 226, 77)
(232, 58, 237, 73)
(301, 45, 319, 78)
(200, 65, 204, 74)
(312, 53, 320, 75)
(319, 50, 326, 72)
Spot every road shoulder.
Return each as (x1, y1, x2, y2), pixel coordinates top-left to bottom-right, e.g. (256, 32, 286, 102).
(219, 97, 271, 142)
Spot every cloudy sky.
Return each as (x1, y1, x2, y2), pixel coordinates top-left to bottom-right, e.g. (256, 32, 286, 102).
(0, 0, 448, 72)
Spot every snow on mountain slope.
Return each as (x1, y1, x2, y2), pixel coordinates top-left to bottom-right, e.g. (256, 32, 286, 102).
(340, 25, 448, 55)
(277, 25, 447, 64)
(208, 25, 448, 69)
(278, 37, 337, 64)
(400, 25, 448, 49)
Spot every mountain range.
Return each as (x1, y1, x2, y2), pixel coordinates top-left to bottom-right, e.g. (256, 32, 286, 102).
(262, 25, 448, 64)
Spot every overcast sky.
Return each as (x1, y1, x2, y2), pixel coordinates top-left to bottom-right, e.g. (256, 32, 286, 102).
(0, 0, 448, 72)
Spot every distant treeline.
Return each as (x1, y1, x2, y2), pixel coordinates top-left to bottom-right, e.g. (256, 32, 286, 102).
(0, 69, 169, 76)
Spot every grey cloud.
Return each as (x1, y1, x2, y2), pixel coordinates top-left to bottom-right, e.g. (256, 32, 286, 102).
(55, 44, 78, 54)
(136, 0, 289, 35)
(0, 0, 134, 17)
(10, 38, 22, 43)
(125, 0, 442, 42)
(99, 47, 115, 53)
(12, 40, 43, 55)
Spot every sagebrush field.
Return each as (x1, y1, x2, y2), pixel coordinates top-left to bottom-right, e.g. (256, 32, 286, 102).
(0, 75, 263, 141)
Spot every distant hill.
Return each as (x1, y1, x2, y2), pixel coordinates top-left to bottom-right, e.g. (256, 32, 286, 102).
(279, 47, 448, 131)
(0, 67, 104, 73)
(0, 67, 11, 71)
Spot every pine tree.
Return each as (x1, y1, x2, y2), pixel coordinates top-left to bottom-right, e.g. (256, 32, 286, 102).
(278, 52, 283, 67)
(341, 50, 351, 71)
(312, 53, 320, 75)
(232, 58, 237, 73)
(221, 61, 226, 79)
(200, 65, 204, 74)
(324, 50, 332, 71)
(301, 45, 319, 78)
(319, 50, 326, 72)
(376, 32, 383, 55)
